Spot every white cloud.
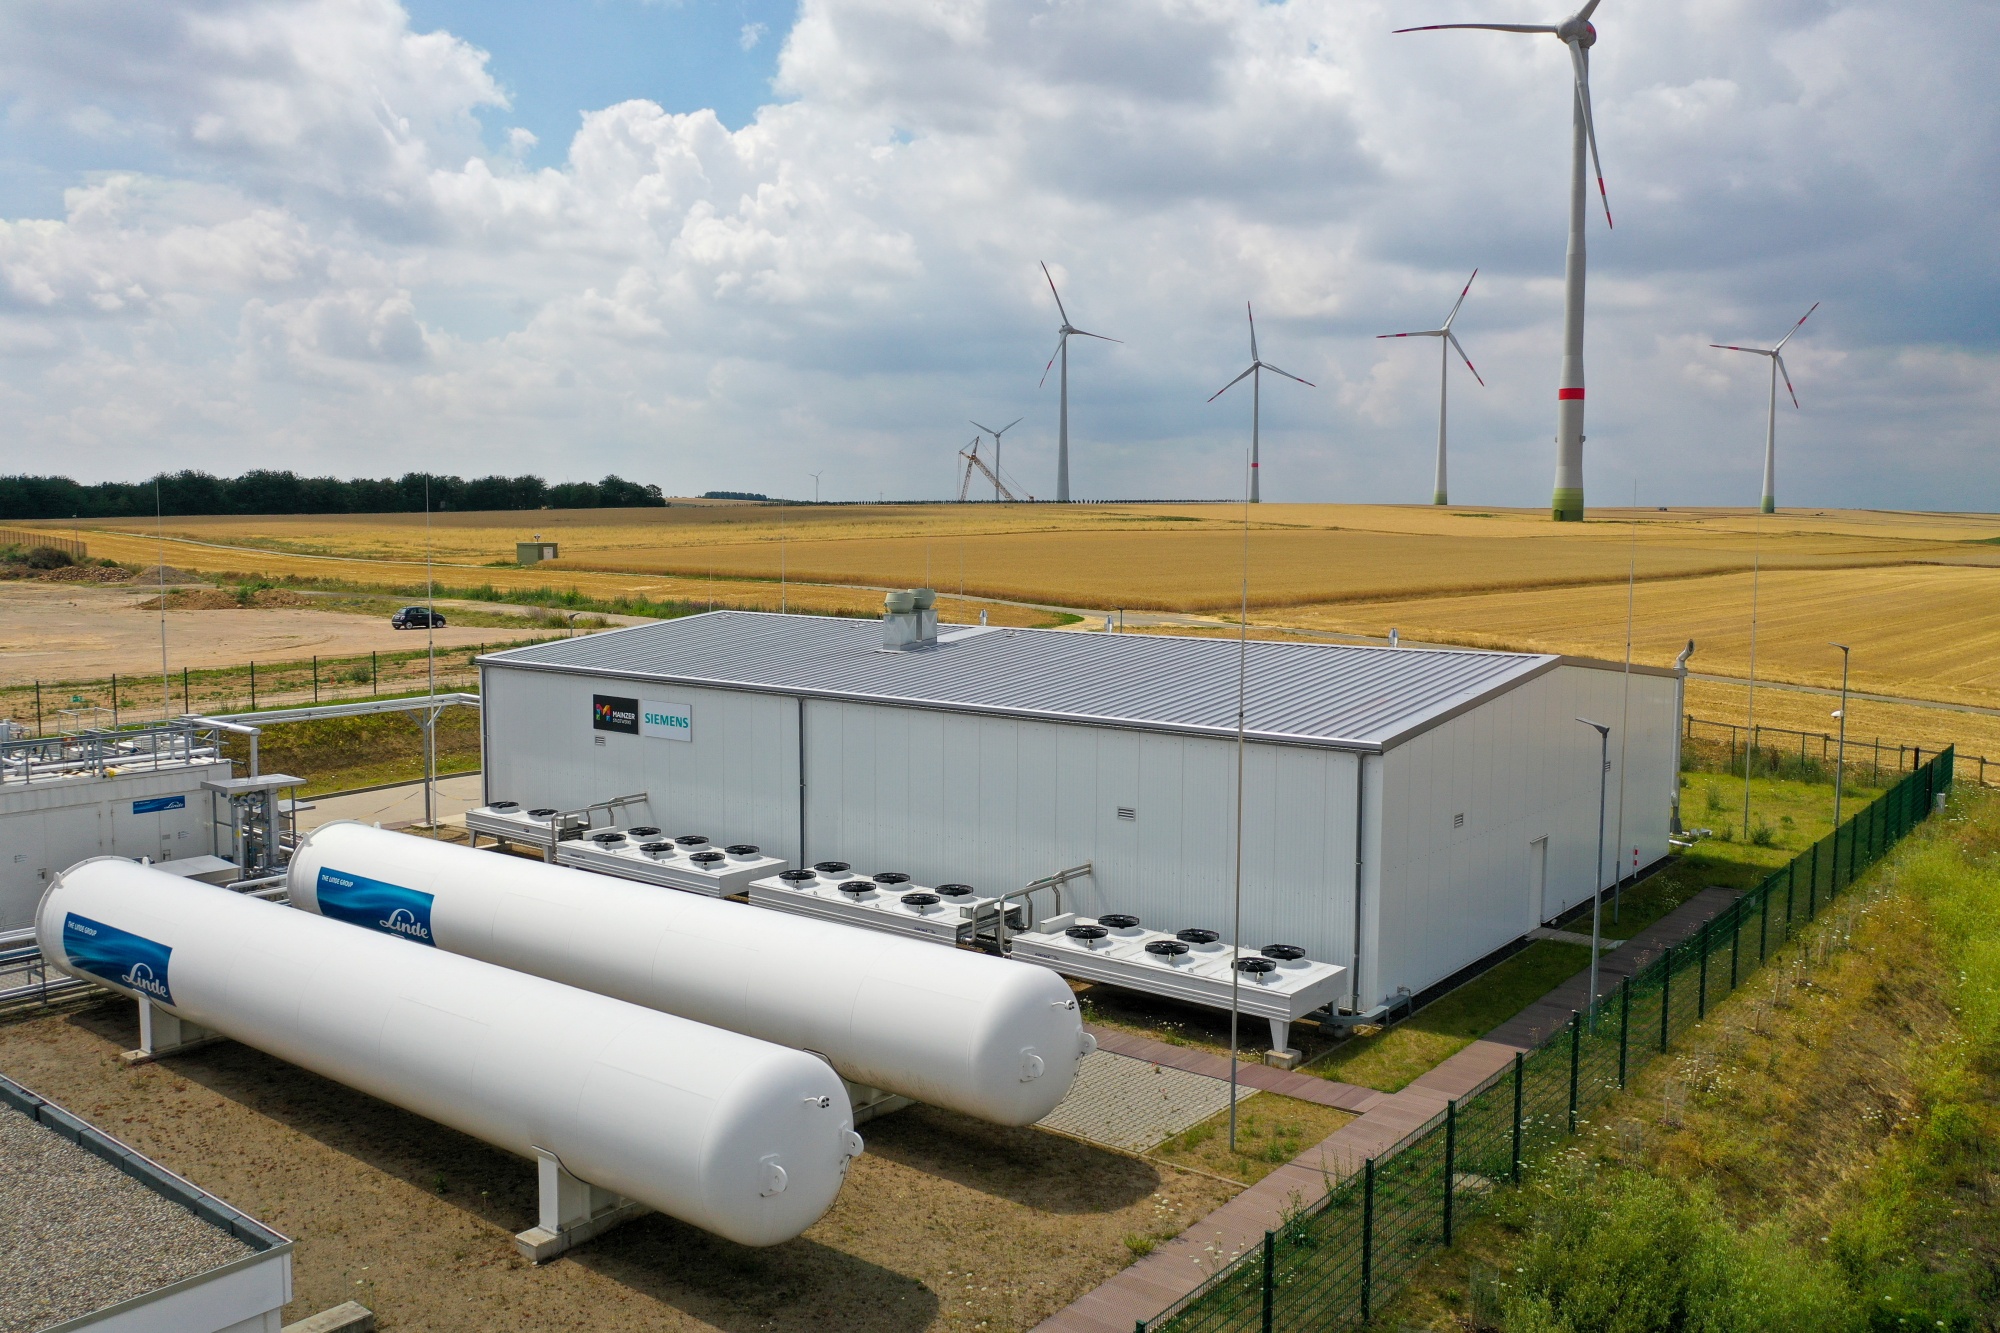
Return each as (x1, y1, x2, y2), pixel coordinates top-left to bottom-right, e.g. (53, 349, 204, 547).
(0, 0, 1993, 508)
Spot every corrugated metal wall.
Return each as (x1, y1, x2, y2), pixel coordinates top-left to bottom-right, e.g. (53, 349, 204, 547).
(481, 668, 803, 859)
(802, 700, 1366, 978)
(1373, 665, 1678, 1006)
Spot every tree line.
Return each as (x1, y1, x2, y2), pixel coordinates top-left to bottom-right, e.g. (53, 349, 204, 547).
(0, 470, 668, 519)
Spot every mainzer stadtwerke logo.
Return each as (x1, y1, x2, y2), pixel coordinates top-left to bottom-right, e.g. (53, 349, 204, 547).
(593, 694, 639, 734)
(316, 868, 437, 946)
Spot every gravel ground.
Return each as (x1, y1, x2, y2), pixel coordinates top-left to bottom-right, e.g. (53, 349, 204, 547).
(0, 1101, 254, 1333)
(0, 1002, 1239, 1332)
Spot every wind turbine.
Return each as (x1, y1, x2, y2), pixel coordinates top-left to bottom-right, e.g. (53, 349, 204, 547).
(1039, 262, 1120, 502)
(1712, 304, 1817, 514)
(1378, 270, 1485, 506)
(1398, 2, 1614, 522)
(1208, 303, 1313, 503)
(969, 417, 1023, 502)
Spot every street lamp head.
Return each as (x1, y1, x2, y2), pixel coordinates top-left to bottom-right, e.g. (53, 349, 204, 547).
(1829, 641, 1849, 653)
(1575, 716, 1610, 737)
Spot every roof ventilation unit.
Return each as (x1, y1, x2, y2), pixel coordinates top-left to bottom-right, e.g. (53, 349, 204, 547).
(1007, 913, 1346, 1054)
(558, 829, 788, 898)
(748, 864, 1004, 945)
(880, 588, 938, 651)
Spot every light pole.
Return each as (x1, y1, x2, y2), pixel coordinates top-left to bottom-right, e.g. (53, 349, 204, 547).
(1577, 717, 1610, 1024)
(1830, 642, 1850, 829)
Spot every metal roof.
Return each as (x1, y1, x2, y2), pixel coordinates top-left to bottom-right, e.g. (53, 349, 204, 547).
(481, 611, 1567, 752)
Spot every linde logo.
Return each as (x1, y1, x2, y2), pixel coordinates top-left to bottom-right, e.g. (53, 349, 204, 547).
(593, 694, 639, 735)
(63, 912, 175, 1005)
(641, 700, 693, 742)
(317, 868, 437, 947)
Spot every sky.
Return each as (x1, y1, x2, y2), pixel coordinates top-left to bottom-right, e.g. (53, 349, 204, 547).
(0, 0, 1994, 509)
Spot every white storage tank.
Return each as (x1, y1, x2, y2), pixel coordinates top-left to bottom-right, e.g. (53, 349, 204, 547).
(37, 857, 860, 1248)
(288, 822, 1092, 1126)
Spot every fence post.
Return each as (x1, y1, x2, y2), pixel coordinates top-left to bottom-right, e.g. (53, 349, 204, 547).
(1511, 1052, 1524, 1184)
(181, 667, 189, 715)
(1758, 882, 1769, 963)
(1618, 976, 1630, 1087)
(1567, 1011, 1581, 1135)
(1361, 1158, 1375, 1322)
(312, 655, 319, 705)
(1261, 1229, 1275, 1333)
(34, 681, 41, 736)
(1443, 1100, 1457, 1245)
(1697, 922, 1710, 1020)
(1660, 952, 1672, 1052)
(1809, 842, 1819, 919)
(372, 650, 378, 696)
(249, 661, 256, 710)
(1728, 904, 1740, 991)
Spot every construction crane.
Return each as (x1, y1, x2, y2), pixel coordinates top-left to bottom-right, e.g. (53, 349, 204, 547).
(957, 437, 1028, 502)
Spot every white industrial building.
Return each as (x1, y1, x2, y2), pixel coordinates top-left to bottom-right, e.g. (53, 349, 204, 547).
(478, 610, 1682, 1015)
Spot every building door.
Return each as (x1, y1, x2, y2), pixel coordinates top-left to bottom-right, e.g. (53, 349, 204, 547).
(1529, 836, 1549, 927)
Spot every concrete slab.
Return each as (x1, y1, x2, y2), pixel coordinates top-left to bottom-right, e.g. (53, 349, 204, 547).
(1037, 1050, 1254, 1153)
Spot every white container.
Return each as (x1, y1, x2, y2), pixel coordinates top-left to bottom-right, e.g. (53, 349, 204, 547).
(38, 857, 858, 1248)
(289, 822, 1092, 1126)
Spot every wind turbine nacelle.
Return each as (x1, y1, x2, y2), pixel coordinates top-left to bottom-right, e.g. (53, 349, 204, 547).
(1557, 17, 1595, 45)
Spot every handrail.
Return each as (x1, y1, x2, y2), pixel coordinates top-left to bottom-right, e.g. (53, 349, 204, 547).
(992, 862, 1093, 953)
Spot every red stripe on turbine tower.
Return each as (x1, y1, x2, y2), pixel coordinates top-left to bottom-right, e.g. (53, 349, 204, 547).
(1558, 387, 1585, 400)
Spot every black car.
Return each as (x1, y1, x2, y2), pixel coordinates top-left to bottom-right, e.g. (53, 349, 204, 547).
(391, 605, 446, 629)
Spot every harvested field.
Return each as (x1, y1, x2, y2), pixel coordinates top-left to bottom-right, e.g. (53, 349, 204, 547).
(0, 1002, 1237, 1333)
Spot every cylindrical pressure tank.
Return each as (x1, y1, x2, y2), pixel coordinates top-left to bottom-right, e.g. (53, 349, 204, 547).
(38, 858, 858, 1247)
(289, 822, 1092, 1125)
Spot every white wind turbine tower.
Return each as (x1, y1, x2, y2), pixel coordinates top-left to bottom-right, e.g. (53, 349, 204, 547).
(1398, 1, 1613, 522)
(969, 417, 1022, 502)
(1712, 303, 1817, 514)
(1378, 270, 1486, 506)
(1209, 303, 1313, 503)
(1039, 262, 1120, 502)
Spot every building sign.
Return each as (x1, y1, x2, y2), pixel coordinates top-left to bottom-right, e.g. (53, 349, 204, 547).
(63, 913, 175, 1003)
(315, 868, 436, 946)
(641, 700, 693, 742)
(132, 795, 186, 814)
(592, 694, 639, 735)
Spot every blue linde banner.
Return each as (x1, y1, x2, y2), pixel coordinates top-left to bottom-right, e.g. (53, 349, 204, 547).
(316, 867, 437, 946)
(132, 795, 186, 814)
(63, 912, 175, 1004)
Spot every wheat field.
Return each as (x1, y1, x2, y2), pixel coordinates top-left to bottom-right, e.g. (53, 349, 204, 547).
(25, 504, 2000, 746)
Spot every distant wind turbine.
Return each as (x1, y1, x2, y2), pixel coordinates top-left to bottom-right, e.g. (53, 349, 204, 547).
(1398, 2, 1614, 522)
(969, 417, 1023, 502)
(1378, 270, 1485, 506)
(1039, 263, 1120, 502)
(1208, 303, 1313, 503)
(1712, 304, 1817, 514)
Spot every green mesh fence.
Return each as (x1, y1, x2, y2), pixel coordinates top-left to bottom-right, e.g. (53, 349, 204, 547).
(1145, 748, 1953, 1333)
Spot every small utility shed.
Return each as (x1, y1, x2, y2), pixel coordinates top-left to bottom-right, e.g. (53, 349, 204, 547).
(479, 612, 1682, 1015)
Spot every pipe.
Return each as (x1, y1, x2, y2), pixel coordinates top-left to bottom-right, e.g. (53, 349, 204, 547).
(1669, 641, 1695, 834)
(39, 858, 859, 1247)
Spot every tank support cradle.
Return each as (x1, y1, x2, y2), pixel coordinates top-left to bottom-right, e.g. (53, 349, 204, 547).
(121, 997, 225, 1065)
(513, 1148, 650, 1264)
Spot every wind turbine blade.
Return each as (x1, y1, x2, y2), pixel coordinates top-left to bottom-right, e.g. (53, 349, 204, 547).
(1000, 417, 1023, 434)
(1394, 22, 1559, 33)
(1577, 0, 1602, 19)
(1040, 261, 1071, 327)
(1773, 301, 1819, 352)
(1569, 42, 1614, 229)
(1069, 328, 1122, 344)
(1038, 333, 1066, 388)
(1207, 365, 1256, 402)
(1709, 344, 1770, 355)
(1261, 363, 1315, 388)
(1777, 353, 1799, 409)
(1246, 302, 1259, 361)
(1443, 268, 1478, 328)
(970, 420, 996, 436)
(1376, 330, 1443, 339)
(1447, 332, 1486, 387)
